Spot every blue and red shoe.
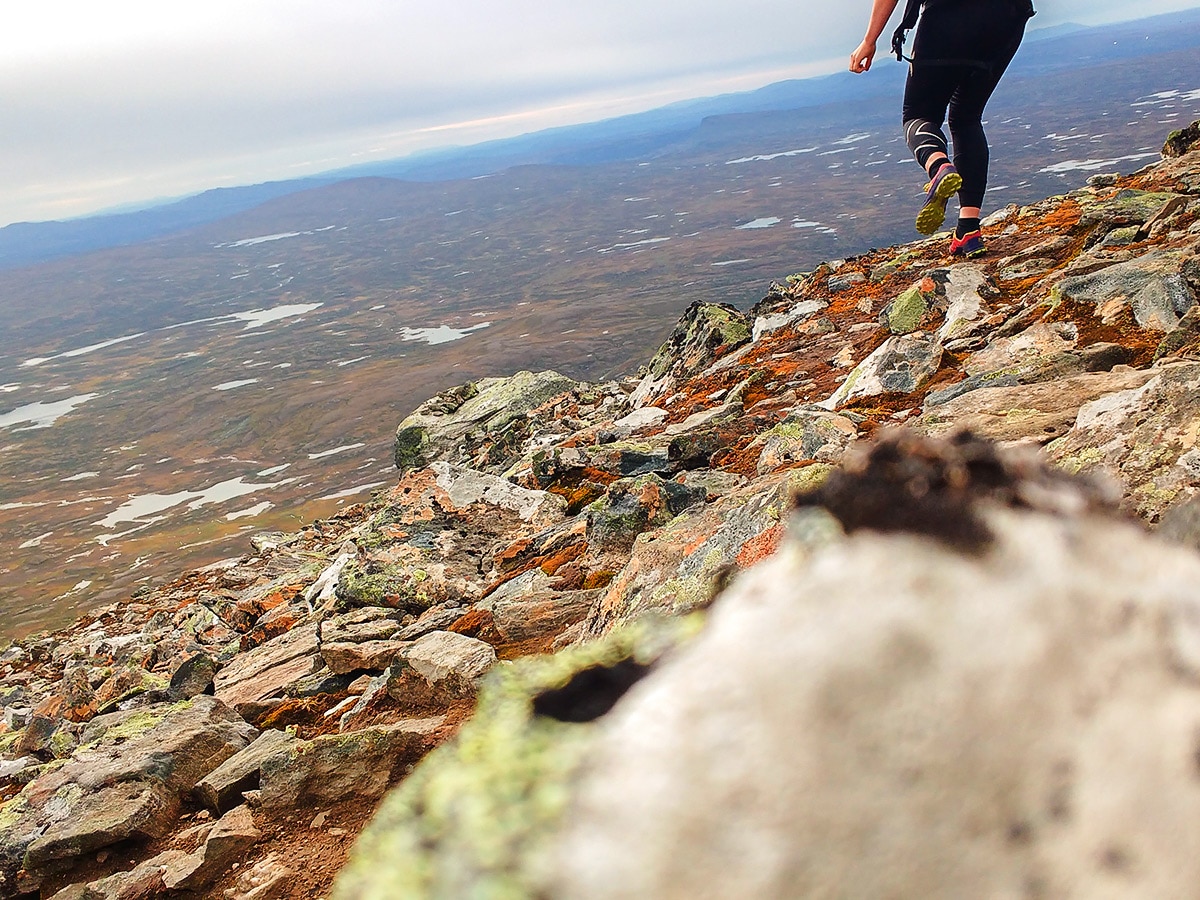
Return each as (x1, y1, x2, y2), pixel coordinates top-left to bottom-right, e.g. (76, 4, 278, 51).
(949, 229, 986, 258)
(916, 164, 963, 235)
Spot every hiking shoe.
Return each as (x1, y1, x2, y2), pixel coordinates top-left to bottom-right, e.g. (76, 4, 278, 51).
(949, 229, 986, 258)
(916, 164, 963, 235)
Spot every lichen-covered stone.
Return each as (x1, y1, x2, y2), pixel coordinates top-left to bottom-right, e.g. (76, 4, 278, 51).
(385, 631, 496, 707)
(1048, 361, 1200, 520)
(820, 332, 944, 409)
(258, 719, 442, 809)
(1051, 248, 1197, 331)
(394, 371, 578, 473)
(332, 619, 698, 900)
(548, 501, 1200, 899)
(585, 474, 706, 552)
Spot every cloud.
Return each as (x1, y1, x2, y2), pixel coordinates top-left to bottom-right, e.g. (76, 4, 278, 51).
(0, 0, 1195, 224)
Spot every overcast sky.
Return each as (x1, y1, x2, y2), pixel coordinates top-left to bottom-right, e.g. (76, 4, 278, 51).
(2, 0, 1198, 226)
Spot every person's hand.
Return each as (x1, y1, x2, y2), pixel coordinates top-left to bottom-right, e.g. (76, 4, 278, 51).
(850, 39, 876, 73)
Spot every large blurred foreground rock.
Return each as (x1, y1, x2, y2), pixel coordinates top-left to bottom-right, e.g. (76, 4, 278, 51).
(335, 432, 1200, 899)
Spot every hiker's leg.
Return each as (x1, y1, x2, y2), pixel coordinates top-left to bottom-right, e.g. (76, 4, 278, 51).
(902, 68, 957, 178)
(946, 15, 1028, 209)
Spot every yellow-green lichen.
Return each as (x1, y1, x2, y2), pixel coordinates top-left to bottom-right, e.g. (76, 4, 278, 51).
(79, 699, 194, 750)
(1055, 447, 1107, 476)
(0, 793, 31, 831)
(788, 463, 836, 497)
(332, 618, 700, 900)
(887, 285, 929, 335)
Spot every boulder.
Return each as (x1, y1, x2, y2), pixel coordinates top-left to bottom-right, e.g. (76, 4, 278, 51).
(386, 632, 497, 707)
(630, 302, 752, 407)
(580, 469, 799, 639)
(194, 728, 299, 814)
(1050, 361, 1200, 519)
(918, 367, 1158, 443)
(487, 590, 599, 653)
(1051, 248, 1198, 331)
(334, 433, 1200, 900)
(549, 491, 1200, 899)
(752, 409, 858, 475)
(1163, 120, 1200, 157)
(394, 370, 578, 473)
(585, 474, 706, 552)
(433, 462, 567, 526)
(820, 331, 943, 409)
(331, 621, 691, 900)
(25, 781, 178, 872)
(168, 652, 216, 700)
(258, 719, 443, 809)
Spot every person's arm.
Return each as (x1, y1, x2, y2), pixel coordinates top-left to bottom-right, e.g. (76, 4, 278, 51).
(849, 0, 902, 73)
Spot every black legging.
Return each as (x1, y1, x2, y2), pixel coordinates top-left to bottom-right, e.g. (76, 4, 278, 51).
(902, 0, 1029, 208)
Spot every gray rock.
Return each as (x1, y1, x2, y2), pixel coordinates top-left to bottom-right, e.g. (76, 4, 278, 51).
(631, 302, 752, 408)
(581, 469, 799, 639)
(1049, 361, 1200, 519)
(919, 367, 1158, 443)
(339, 673, 391, 733)
(388, 633, 492, 696)
(752, 410, 858, 474)
(1052, 248, 1197, 331)
(195, 728, 299, 814)
(25, 781, 178, 872)
(224, 851, 294, 900)
(433, 461, 567, 526)
(820, 332, 944, 409)
(586, 474, 707, 552)
(168, 652, 216, 700)
(549, 495, 1200, 898)
(386, 632, 497, 706)
(394, 370, 579, 473)
(489, 591, 599, 646)
(258, 719, 442, 809)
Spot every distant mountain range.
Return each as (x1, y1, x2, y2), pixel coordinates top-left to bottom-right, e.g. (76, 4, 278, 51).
(0, 8, 1195, 271)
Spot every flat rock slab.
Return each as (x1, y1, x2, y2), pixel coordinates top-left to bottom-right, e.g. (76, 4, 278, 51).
(433, 462, 567, 526)
(918, 367, 1158, 443)
(25, 781, 178, 872)
(319, 607, 402, 644)
(321, 639, 412, 675)
(1052, 248, 1197, 331)
(386, 632, 497, 707)
(259, 718, 443, 809)
(214, 623, 320, 711)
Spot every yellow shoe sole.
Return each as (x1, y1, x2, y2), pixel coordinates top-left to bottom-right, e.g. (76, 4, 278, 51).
(915, 171, 963, 235)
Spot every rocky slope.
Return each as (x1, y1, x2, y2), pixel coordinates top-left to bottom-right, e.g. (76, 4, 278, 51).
(7, 125, 1200, 898)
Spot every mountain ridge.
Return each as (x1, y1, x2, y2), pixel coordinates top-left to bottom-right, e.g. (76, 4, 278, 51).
(2, 6, 1199, 271)
(5, 121, 1200, 897)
